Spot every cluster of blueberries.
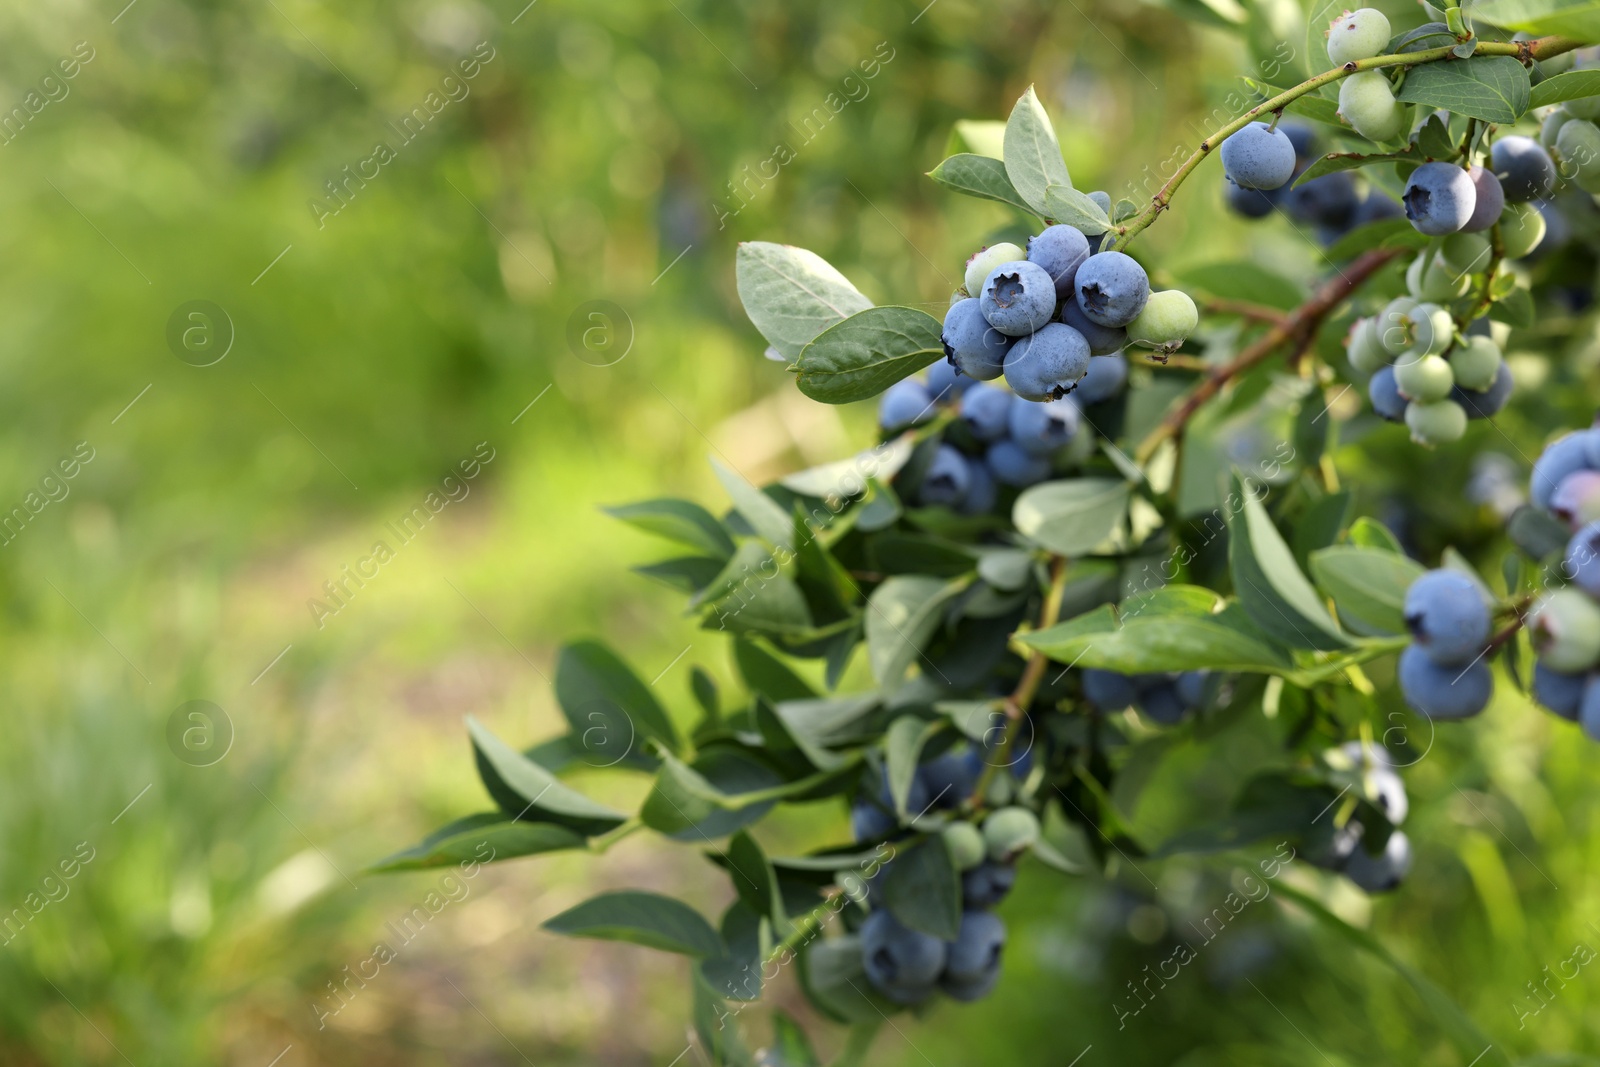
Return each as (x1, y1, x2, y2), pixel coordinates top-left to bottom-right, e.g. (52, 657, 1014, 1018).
(1525, 427, 1600, 732)
(937, 221, 1196, 406)
(879, 354, 1128, 510)
(1080, 667, 1211, 725)
(852, 749, 1038, 1005)
(1305, 741, 1413, 893)
(1222, 121, 1402, 243)
(1398, 568, 1495, 719)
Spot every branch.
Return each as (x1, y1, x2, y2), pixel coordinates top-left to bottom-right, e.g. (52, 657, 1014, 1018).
(1133, 246, 1405, 463)
(1109, 35, 1587, 252)
(1201, 298, 1291, 326)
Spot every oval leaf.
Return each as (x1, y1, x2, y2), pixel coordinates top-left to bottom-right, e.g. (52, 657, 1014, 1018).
(1013, 478, 1131, 556)
(1310, 545, 1427, 637)
(882, 836, 961, 939)
(467, 717, 627, 835)
(1022, 603, 1293, 674)
(1227, 475, 1350, 651)
(370, 813, 586, 872)
(604, 498, 735, 559)
(865, 575, 965, 687)
(1003, 86, 1074, 217)
(1396, 56, 1530, 123)
(927, 153, 1033, 214)
(543, 890, 726, 957)
(1530, 68, 1600, 108)
(555, 640, 681, 758)
(736, 242, 874, 361)
(795, 306, 944, 405)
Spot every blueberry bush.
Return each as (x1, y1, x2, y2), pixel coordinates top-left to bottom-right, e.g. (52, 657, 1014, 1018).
(385, 4, 1600, 1061)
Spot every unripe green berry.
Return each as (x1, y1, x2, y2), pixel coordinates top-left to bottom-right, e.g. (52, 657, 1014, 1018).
(1403, 302, 1454, 358)
(1377, 297, 1419, 355)
(1556, 119, 1600, 194)
(1346, 316, 1389, 373)
(982, 805, 1040, 862)
(1566, 96, 1600, 122)
(1450, 335, 1503, 391)
(964, 242, 1026, 298)
(1338, 71, 1408, 142)
(1531, 588, 1600, 673)
(1543, 108, 1574, 151)
(1439, 232, 1492, 276)
(1499, 201, 1547, 259)
(1126, 289, 1199, 349)
(1327, 8, 1392, 65)
(1394, 353, 1455, 402)
(1405, 398, 1467, 445)
(1406, 251, 1471, 302)
(942, 822, 987, 872)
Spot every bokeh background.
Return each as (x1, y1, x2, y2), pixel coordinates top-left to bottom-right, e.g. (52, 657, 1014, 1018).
(2, 0, 1598, 1063)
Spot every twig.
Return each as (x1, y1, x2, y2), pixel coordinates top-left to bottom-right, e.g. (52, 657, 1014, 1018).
(1202, 298, 1291, 326)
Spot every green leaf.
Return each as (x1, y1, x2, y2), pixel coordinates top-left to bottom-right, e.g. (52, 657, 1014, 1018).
(768, 1012, 821, 1067)
(1173, 262, 1306, 311)
(369, 813, 586, 872)
(865, 576, 965, 687)
(1396, 56, 1531, 123)
(1293, 146, 1418, 186)
(949, 118, 1006, 158)
(884, 715, 941, 815)
(800, 935, 898, 1023)
(734, 639, 818, 702)
(794, 306, 945, 405)
(467, 717, 628, 835)
(604, 498, 735, 559)
(1003, 86, 1074, 217)
(1348, 516, 1405, 553)
(555, 640, 680, 760)
(1490, 283, 1535, 327)
(663, 748, 786, 840)
(543, 890, 726, 958)
(735, 242, 874, 361)
(691, 666, 720, 727)
(1473, 0, 1600, 40)
(1042, 184, 1112, 234)
(1310, 546, 1427, 637)
(1021, 602, 1293, 673)
(1530, 68, 1600, 107)
(927, 153, 1035, 215)
(1228, 474, 1350, 651)
(780, 437, 915, 499)
(713, 457, 795, 549)
(633, 556, 725, 593)
(1012, 478, 1131, 556)
(1323, 218, 1429, 261)
(725, 830, 784, 923)
(882, 836, 961, 939)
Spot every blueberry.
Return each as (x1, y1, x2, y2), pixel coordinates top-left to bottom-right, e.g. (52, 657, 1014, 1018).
(1398, 645, 1492, 720)
(964, 242, 1025, 298)
(1533, 588, 1600, 673)
(918, 751, 980, 808)
(1343, 829, 1412, 893)
(1490, 135, 1556, 202)
(1088, 190, 1113, 213)
(860, 908, 947, 1002)
(1327, 7, 1392, 65)
(1553, 470, 1600, 529)
(1369, 767, 1408, 825)
(1406, 570, 1496, 664)
(1405, 399, 1467, 446)
(1027, 225, 1092, 301)
(961, 383, 1014, 442)
(942, 822, 987, 871)
(1060, 299, 1128, 356)
(1498, 201, 1547, 259)
(1126, 289, 1199, 351)
(1338, 71, 1407, 142)
(1368, 366, 1408, 422)
(879, 379, 934, 431)
(1542, 107, 1573, 150)
(920, 445, 973, 509)
(1304, 819, 1363, 870)
(1461, 165, 1506, 232)
(982, 806, 1040, 862)
(1353, 190, 1404, 224)
(1531, 430, 1600, 509)
(1003, 322, 1091, 401)
(1076, 354, 1129, 405)
(1534, 662, 1585, 721)
(1581, 676, 1600, 742)
(1438, 231, 1491, 276)
(1393, 354, 1454, 403)
(926, 359, 973, 402)
(1346, 317, 1387, 374)
(1224, 177, 1278, 218)
(1283, 172, 1358, 229)
(1449, 335, 1502, 392)
(980, 260, 1058, 337)
(1074, 251, 1149, 328)
(942, 910, 1005, 987)
(985, 439, 1052, 487)
(941, 967, 1002, 1003)
(1082, 668, 1138, 708)
(959, 459, 997, 516)
(1136, 680, 1188, 725)
(1220, 122, 1297, 190)
(1175, 670, 1210, 709)
(942, 298, 1011, 382)
(1556, 119, 1600, 194)
(1376, 297, 1418, 355)
(1008, 394, 1080, 456)
(960, 862, 1016, 908)
(1403, 162, 1477, 236)
(1452, 365, 1512, 420)
(1281, 122, 1318, 162)
(852, 801, 897, 842)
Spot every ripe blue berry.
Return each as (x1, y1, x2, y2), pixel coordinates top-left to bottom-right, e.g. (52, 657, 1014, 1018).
(1136, 680, 1188, 725)
(1082, 668, 1138, 708)
(986, 439, 1052, 487)
(1343, 830, 1411, 893)
(959, 460, 997, 516)
(920, 445, 973, 508)
(1398, 645, 1492, 719)
(980, 260, 1058, 337)
(918, 752, 980, 807)
(941, 910, 1005, 987)
(1009, 395, 1080, 456)
(1452, 362, 1513, 420)
(961, 384, 1014, 442)
(1175, 670, 1210, 709)
(1060, 299, 1127, 356)
(879, 379, 934, 431)
(942, 298, 1011, 381)
(1403, 162, 1477, 236)
(851, 801, 897, 842)
(1552, 470, 1600, 529)
(1004, 322, 1091, 401)
(960, 862, 1016, 907)
(1283, 172, 1358, 229)
(1027, 225, 1092, 301)
(1461, 165, 1506, 232)
(1224, 176, 1278, 218)
(1534, 662, 1585, 721)
(1353, 190, 1404, 224)
(1368, 366, 1407, 422)
(1076, 353, 1129, 404)
(860, 909, 947, 1003)
(1531, 430, 1600, 509)
(1490, 135, 1556, 202)
(1403, 570, 1490, 666)
(1074, 251, 1150, 328)
(1220, 122, 1297, 190)
(926, 359, 973, 402)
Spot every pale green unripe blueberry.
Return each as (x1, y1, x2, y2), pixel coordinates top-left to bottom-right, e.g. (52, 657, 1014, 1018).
(964, 242, 1025, 297)
(1394, 353, 1454, 402)
(1327, 8, 1392, 65)
(1406, 252, 1471, 301)
(1405, 398, 1467, 445)
(1543, 108, 1574, 151)
(982, 805, 1040, 862)
(1439, 232, 1492, 276)
(1126, 289, 1199, 348)
(1347, 316, 1389, 373)
(1499, 201, 1547, 259)
(942, 822, 987, 872)
(1339, 71, 1408, 142)
(1377, 297, 1419, 355)
(1556, 119, 1600, 194)
(1566, 96, 1600, 122)
(1531, 588, 1600, 673)
(1402, 302, 1454, 358)
(1451, 335, 1503, 391)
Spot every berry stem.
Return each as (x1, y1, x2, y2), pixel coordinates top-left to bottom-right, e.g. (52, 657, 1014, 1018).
(1200, 297, 1291, 326)
(1457, 226, 1505, 332)
(1109, 35, 1588, 252)
(1133, 246, 1405, 463)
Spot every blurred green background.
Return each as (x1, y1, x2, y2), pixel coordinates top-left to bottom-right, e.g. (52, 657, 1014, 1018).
(2, 0, 1597, 1063)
